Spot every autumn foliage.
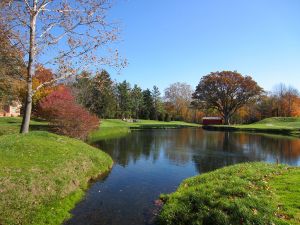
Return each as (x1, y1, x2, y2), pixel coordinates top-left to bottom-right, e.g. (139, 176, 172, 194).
(32, 65, 57, 114)
(38, 86, 99, 140)
(193, 71, 263, 124)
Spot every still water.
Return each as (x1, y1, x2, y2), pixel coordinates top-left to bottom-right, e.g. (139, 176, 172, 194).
(65, 128, 300, 225)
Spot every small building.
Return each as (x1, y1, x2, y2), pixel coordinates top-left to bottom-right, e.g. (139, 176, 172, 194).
(202, 117, 223, 125)
(0, 101, 22, 117)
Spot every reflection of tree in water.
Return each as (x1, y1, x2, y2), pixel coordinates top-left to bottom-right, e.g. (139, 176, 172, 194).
(193, 131, 300, 173)
(93, 129, 300, 169)
(243, 134, 300, 165)
(161, 129, 195, 165)
(94, 131, 162, 167)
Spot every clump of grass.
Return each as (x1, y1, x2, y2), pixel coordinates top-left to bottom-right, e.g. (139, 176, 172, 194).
(0, 131, 113, 225)
(158, 162, 300, 225)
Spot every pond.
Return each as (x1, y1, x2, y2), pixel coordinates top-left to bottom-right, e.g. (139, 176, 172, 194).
(65, 128, 300, 225)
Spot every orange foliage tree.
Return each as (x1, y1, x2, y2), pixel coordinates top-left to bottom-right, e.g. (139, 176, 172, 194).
(271, 84, 300, 117)
(0, 23, 26, 105)
(193, 71, 263, 124)
(32, 65, 57, 114)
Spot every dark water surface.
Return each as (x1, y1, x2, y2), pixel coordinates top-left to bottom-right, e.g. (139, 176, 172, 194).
(65, 128, 300, 225)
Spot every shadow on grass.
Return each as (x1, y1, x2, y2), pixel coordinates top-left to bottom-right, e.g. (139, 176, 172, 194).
(30, 124, 52, 132)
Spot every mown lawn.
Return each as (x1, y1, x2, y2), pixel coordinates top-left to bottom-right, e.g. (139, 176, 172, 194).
(204, 117, 300, 137)
(88, 119, 200, 142)
(0, 117, 48, 136)
(158, 162, 300, 225)
(235, 117, 300, 129)
(100, 119, 200, 128)
(0, 131, 113, 225)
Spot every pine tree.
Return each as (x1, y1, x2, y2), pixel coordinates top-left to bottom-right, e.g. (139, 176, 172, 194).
(152, 85, 164, 120)
(117, 81, 132, 118)
(131, 85, 144, 119)
(141, 89, 154, 119)
(74, 70, 117, 118)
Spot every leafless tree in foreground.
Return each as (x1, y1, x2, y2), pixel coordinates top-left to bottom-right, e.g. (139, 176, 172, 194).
(0, 0, 126, 133)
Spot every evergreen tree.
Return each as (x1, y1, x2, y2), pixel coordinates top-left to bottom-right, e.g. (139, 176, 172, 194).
(117, 81, 132, 118)
(73, 71, 94, 110)
(152, 85, 164, 120)
(131, 84, 144, 119)
(74, 70, 117, 118)
(141, 89, 154, 119)
(93, 70, 117, 118)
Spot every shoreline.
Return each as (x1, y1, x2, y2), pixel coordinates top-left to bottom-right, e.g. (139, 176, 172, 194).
(202, 125, 300, 138)
(88, 119, 201, 142)
(158, 162, 300, 225)
(0, 131, 113, 225)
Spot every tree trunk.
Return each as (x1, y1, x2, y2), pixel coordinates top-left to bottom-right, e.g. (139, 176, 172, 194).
(223, 114, 230, 125)
(20, 13, 37, 134)
(20, 86, 33, 133)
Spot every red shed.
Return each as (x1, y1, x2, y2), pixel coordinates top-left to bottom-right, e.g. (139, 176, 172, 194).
(202, 117, 223, 125)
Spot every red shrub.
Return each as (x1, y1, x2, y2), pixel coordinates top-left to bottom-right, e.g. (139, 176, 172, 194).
(38, 86, 99, 140)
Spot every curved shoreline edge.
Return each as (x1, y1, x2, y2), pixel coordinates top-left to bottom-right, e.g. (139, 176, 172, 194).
(158, 162, 300, 225)
(0, 131, 113, 225)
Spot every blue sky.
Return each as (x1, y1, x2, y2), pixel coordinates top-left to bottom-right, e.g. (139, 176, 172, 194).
(106, 0, 300, 92)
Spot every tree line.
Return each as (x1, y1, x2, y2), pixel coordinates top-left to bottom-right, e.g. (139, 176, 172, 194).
(70, 70, 203, 122)
(2, 1, 300, 133)
(1, 62, 300, 127)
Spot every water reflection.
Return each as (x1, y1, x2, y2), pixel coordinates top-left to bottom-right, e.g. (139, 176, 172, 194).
(94, 129, 300, 170)
(66, 128, 300, 225)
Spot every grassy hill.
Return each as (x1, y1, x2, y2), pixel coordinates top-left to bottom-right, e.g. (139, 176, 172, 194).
(158, 162, 300, 225)
(0, 131, 112, 225)
(0, 118, 113, 225)
(254, 117, 300, 128)
(203, 117, 300, 137)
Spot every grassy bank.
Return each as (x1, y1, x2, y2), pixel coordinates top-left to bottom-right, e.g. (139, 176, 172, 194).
(203, 117, 300, 137)
(0, 131, 113, 225)
(158, 162, 300, 225)
(88, 119, 200, 142)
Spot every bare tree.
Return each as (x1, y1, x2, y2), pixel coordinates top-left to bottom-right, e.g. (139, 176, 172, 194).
(164, 82, 193, 113)
(1, 0, 125, 133)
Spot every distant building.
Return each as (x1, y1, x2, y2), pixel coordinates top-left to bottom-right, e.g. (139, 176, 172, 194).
(0, 101, 22, 117)
(202, 117, 223, 125)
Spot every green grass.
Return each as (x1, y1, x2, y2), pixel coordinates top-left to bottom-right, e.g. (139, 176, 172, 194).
(254, 117, 300, 128)
(0, 117, 49, 136)
(270, 168, 300, 224)
(100, 119, 200, 128)
(204, 117, 300, 137)
(0, 131, 113, 225)
(88, 119, 200, 142)
(158, 162, 300, 225)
